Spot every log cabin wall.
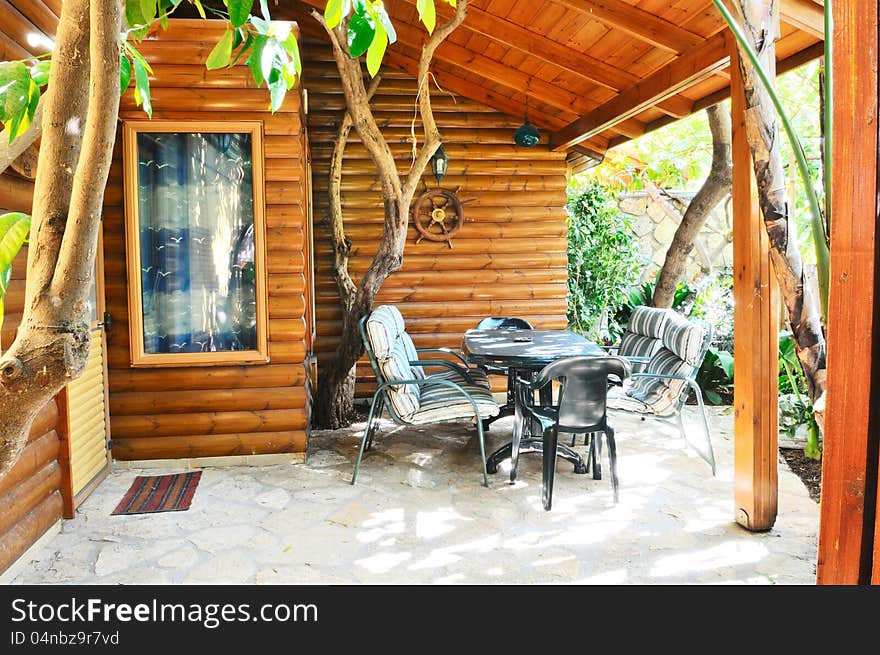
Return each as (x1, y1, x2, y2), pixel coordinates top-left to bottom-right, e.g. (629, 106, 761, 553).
(0, 0, 64, 575)
(104, 20, 312, 461)
(303, 38, 570, 397)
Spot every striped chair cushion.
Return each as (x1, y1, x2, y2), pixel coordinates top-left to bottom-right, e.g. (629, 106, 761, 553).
(375, 340, 421, 419)
(365, 305, 406, 359)
(408, 379, 500, 425)
(377, 339, 418, 389)
(662, 314, 706, 366)
(607, 348, 694, 416)
(399, 331, 425, 379)
(627, 306, 671, 338)
(427, 367, 492, 389)
(618, 333, 660, 358)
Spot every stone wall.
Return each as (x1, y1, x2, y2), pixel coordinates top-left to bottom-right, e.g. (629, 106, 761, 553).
(618, 190, 733, 284)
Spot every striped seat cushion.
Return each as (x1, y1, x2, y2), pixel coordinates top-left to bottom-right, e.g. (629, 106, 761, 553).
(376, 340, 421, 418)
(618, 333, 660, 359)
(662, 314, 706, 365)
(365, 305, 406, 359)
(618, 306, 671, 360)
(408, 379, 500, 424)
(627, 306, 671, 338)
(607, 348, 694, 416)
(399, 330, 425, 379)
(427, 367, 492, 389)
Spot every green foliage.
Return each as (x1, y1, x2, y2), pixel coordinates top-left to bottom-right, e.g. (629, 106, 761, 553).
(0, 59, 47, 142)
(695, 347, 733, 405)
(778, 331, 821, 460)
(614, 275, 694, 332)
(0, 213, 31, 334)
(566, 183, 642, 342)
(689, 267, 734, 348)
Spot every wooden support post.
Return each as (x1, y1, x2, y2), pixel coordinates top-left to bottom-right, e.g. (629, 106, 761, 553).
(816, 0, 880, 585)
(730, 43, 779, 532)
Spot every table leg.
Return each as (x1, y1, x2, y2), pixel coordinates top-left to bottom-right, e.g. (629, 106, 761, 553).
(486, 439, 588, 475)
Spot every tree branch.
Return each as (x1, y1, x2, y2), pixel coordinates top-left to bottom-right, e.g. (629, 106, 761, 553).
(0, 97, 43, 176)
(23, 0, 91, 313)
(310, 8, 401, 200)
(403, 0, 468, 201)
(51, 0, 121, 310)
(329, 75, 383, 309)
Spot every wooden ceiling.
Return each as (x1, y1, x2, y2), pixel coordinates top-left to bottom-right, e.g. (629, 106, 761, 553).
(282, 0, 823, 165)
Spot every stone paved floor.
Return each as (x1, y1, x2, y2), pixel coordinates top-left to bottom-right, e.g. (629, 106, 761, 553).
(8, 407, 819, 585)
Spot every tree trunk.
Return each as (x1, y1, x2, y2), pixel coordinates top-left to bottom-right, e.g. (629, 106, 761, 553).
(310, 2, 468, 429)
(314, 76, 382, 429)
(653, 104, 733, 308)
(0, 0, 121, 479)
(732, 0, 826, 408)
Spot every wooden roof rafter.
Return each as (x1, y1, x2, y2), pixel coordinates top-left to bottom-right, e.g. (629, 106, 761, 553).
(551, 30, 734, 151)
(550, 0, 705, 53)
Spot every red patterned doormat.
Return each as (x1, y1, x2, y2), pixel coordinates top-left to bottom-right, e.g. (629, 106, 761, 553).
(112, 472, 202, 515)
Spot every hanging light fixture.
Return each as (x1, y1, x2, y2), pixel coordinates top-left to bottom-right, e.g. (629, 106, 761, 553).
(431, 144, 449, 184)
(514, 95, 540, 147)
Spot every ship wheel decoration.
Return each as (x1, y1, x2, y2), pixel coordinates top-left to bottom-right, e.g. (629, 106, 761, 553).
(411, 188, 464, 249)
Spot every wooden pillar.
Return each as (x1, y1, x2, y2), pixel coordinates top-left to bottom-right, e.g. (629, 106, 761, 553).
(816, 0, 880, 585)
(730, 42, 779, 532)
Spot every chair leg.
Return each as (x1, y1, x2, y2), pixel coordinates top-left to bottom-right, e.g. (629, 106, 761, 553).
(366, 396, 385, 451)
(351, 391, 383, 485)
(591, 432, 603, 480)
(510, 406, 524, 484)
(605, 425, 619, 504)
(476, 413, 489, 488)
(542, 425, 559, 511)
(695, 394, 717, 476)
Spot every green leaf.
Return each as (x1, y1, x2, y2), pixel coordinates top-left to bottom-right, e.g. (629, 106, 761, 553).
(226, 0, 254, 27)
(347, 6, 375, 58)
(0, 61, 32, 135)
(207, 28, 234, 70)
(324, 0, 347, 29)
(231, 32, 254, 67)
(246, 34, 268, 86)
(416, 0, 436, 34)
(0, 212, 31, 297)
(268, 78, 286, 112)
(376, 5, 397, 44)
(125, 43, 154, 75)
(261, 40, 281, 87)
(132, 57, 152, 117)
(119, 54, 132, 94)
(366, 22, 387, 77)
(282, 32, 302, 78)
(29, 60, 51, 87)
(192, 0, 206, 19)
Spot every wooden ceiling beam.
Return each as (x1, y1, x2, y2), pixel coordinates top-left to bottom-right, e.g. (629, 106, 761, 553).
(552, 0, 704, 53)
(780, 0, 825, 40)
(399, 0, 639, 92)
(605, 41, 825, 151)
(293, 12, 567, 130)
(295, 0, 593, 118)
(551, 30, 733, 151)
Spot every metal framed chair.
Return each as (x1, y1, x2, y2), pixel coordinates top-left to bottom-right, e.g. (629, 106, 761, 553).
(352, 306, 500, 487)
(607, 315, 716, 474)
(474, 316, 535, 423)
(512, 356, 631, 510)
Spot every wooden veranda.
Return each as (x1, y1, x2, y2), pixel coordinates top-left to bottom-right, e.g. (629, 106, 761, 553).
(0, 0, 877, 583)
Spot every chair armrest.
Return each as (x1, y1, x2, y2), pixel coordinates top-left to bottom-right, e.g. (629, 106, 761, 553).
(409, 359, 475, 383)
(377, 377, 490, 421)
(416, 347, 469, 366)
(623, 355, 651, 365)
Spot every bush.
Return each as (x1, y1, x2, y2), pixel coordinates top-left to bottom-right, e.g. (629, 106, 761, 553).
(566, 183, 643, 342)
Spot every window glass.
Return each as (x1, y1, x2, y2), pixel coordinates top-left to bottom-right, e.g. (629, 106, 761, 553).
(135, 131, 258, 355)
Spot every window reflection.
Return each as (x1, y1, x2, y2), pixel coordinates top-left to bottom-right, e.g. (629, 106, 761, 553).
(135, 131, 257, 354)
